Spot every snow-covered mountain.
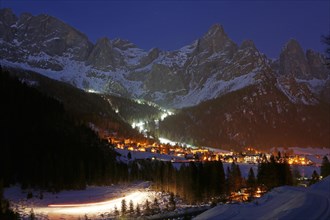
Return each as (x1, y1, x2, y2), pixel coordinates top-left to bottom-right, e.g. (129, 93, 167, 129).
(195, 176, 330, 220)
(0, 8, 329, 108)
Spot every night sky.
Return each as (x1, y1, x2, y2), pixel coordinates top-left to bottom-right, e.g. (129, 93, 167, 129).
(1, 0, 329, 58)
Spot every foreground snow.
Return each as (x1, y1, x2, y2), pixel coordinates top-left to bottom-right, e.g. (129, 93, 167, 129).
(195, 176, 330, 220)
(4, 182, 155, 219)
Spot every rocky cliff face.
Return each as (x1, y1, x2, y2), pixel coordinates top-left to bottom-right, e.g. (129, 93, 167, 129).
(0, 8, 329, 108)
(274, 39, 330, 105)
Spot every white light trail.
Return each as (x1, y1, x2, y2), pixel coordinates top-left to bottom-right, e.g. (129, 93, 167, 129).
(34, 191, 150, 216)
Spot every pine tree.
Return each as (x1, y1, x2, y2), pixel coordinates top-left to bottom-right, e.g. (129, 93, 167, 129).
(152, 198, 160, 214)
(129, 200, 134, 216)
(321, 156, 330, 178)
(168, 192, 176, 211)
(29, 209, 35, 220)
(144, 199, 151, 216)
(114, 205, 119, 216)
(228, 163, 243, 192)
(121, 199, 127, 216)
(136, 203, 141, 216)
(246, 168, 256, 199)
(310, 170, 320, 185)
(247, 168, 256, 188)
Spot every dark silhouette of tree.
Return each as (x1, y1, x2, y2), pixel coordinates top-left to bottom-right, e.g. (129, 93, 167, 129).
(135, 203, 141, 216)
(127, 152, 132, 160)
(29, 209, 35, 220)
(144, 199, 151, 216)
(0, 179, 20, 219)
(246, 168, 257, 200)
(227, 163, 243, 192)
(310, 170, 320, 185)
(322, 35, 330, 68)
(121, 199, 127, 216)
(114, 205, 119, 216)
(321, 156, 330, 178)
(152, 198, 160, 214)
(168, 192, 176, 211)
(247, 168, 256, 188)
(129, 200, 134, 216)
(258, 159, 293, 189)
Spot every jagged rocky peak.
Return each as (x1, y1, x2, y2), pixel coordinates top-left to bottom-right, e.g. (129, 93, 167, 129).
(279, 39, 311, 79)
(139, 47, 161, 67)
(87, 37, 123, 70)
(279, 39, 329, 80)
(96, 37, 112, 48)
(240, 39, 257, 50)
(0, 8, 17, 26)
(11, 11, 93, 60)
(206, 23, 226, 37)
(196, 23, 237, 55)
(282, 39, 304, 52)
(306, 49, 330, 80)
(0, 8, 18, 41)
(148, 47, 160, 58)
(112, 38, 136, 50)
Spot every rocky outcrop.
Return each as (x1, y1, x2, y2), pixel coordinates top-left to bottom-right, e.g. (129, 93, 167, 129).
(306, 49, 329, 80)
(279, 39, 311, 79)
(278, 39, 330, 81)
(0, 8, 92, 68)
(87, 37, 124, 70)
(0, 8, 17, 41)
(275, 39, 330, 103)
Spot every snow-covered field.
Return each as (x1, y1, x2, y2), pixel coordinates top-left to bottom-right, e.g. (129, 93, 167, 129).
(4, 182, 155, 219)
(195, 176, 330, 220)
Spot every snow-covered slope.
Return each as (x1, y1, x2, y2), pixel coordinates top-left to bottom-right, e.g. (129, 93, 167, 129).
(195, 176, 330, 220)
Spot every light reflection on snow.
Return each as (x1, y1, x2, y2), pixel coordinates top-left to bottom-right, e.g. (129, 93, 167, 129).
(86, 89, 100, 94)
(160, 109, 173, 121)
(159, 137, 196, 149)
(35, 191, 149, 216)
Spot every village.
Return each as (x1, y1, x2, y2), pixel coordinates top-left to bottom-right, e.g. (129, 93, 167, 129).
(106, 135, 327, 167)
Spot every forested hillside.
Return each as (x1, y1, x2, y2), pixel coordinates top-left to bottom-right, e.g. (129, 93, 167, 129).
(159, 83, 330, 150)
(6, 67, 144, 140)
(0, 68, 128, 190)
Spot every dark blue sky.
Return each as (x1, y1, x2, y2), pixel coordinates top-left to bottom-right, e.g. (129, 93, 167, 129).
(1, 0, 329, 58)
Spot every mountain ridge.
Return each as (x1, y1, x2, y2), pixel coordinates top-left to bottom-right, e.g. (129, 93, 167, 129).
(1, 8, 329, 109)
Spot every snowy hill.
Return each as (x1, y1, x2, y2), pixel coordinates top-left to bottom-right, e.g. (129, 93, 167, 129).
(195, 176, 330, 220)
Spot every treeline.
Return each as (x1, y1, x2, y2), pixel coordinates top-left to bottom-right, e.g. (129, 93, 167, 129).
(0, 180, 19, 219)
(257, 155, 293, 189)
(129, 160, 226, 204)
(0, 69, 128, 190)
(126, 159, 293, 204)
